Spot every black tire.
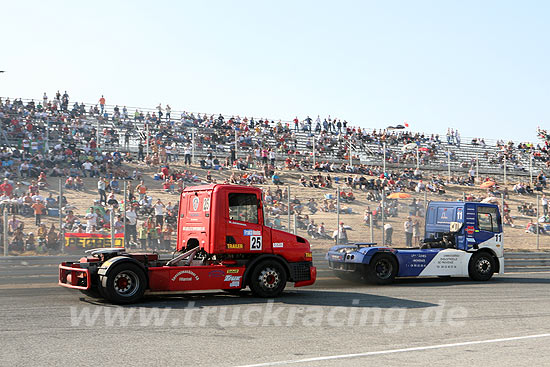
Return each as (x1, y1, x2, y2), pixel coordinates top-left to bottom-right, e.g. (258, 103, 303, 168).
(468, 252, 495, 281)
(367, 253, 398, 285)
(101, 263, 146, 304)
(249, 260, 287, 298)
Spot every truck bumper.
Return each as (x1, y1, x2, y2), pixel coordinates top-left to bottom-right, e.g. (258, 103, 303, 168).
(294, 266, 316, 287)
(59, 263, 91, 290)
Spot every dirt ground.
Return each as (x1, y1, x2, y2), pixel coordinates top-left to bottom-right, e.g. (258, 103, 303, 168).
(9, 159, 550, 255)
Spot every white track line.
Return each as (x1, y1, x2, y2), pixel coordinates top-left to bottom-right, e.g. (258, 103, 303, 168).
(235, 333, 550, 367)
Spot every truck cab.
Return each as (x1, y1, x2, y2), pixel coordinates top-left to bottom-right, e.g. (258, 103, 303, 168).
(59, 184, 316, 304)
(327, 201, 503, 284)
(177, 185, 313, 265)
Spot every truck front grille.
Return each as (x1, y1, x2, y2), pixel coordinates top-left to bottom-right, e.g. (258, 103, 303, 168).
(289, 262, 312, 281)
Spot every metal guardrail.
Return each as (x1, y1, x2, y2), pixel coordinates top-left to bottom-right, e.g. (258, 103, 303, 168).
(312, 250, 550, 275)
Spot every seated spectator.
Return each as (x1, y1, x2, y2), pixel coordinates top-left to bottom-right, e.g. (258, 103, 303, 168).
(272, 173, 282, 185)
(64, 176, 75, 190)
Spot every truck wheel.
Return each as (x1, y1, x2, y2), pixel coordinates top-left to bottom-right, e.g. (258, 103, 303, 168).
(249, 260, 287, 298)
(469, 252, 495, 281)
(101, 263, 146, 304)
(367, 253, 398, 285)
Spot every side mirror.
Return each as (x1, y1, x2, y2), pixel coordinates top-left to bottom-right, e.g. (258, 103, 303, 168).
(449, 222, 462, 233)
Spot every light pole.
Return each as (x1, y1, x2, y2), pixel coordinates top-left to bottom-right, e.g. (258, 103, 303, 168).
(382, 142, 386, 175)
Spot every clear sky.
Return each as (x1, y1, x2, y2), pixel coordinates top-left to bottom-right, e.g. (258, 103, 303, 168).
(1, 0, 548, 142)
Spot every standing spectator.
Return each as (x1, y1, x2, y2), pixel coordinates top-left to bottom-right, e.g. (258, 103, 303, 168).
(32, 200, 46, 226)
(413, 219, 421, 246)
(0, 179, 13, 197)
(165, 104, 171, 120)
(157, 103, 163, 120)
(125, 206, 138, 245)
(404, 216, 414, 247)
(468, 166, 476, 184)
(82, 160, 93, 178)
(47, 224, 59, 250)
(99, 95, 106, 114)
(85, 208, 98, 233)
(8, 215, 22, 235)
(97, 178, 107, 204)
(230, 146, 236, 166)
(542, 194, 548, 216)
(138, 141, 145, 161)
(138, 222, 148, 249)
(136, 180, 147, 201)
(384, 222, 393, 245)
(161, 224, 173, 250)
(184, 145, 192, 165)
(114, 215, 124, 234)
(334, 221, 348, 244)
(269, 149, 276, 166)
(408, 198, 418, 216)
(154, 199, 165, 228)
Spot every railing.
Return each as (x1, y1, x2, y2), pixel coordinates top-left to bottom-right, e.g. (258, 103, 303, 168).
(1, 96, 547, 179)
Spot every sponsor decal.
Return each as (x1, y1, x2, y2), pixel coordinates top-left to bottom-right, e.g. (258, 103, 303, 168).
(273, 242, 284, 248)
(208, 270, 225, 278)
(466, 226, 475, 235)
(435, 254, 460, 269)
(171, 270, 200, 282)
(64, 233, 124, 250)
(229, 220, 246, 226)
(243, 229, 261, 236)
(226, 269, 240, 274)
(305, 252, 312, 258)
(226, 243, 244, 249)
(224, 275, 242, 288)
(181, 226, 206, 232)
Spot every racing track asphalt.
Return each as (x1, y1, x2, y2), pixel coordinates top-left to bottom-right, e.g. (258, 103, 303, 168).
(1, 254, 550, 366)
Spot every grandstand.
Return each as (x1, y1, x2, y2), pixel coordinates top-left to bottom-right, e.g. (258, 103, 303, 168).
(0, 95, 546, 182)
(1, 93, 549, 255)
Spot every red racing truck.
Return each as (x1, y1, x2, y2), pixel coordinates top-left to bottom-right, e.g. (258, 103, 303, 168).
(59, 184, 316, 303)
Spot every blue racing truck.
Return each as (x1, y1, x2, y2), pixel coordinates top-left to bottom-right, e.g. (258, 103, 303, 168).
(327, 201, 503, 284)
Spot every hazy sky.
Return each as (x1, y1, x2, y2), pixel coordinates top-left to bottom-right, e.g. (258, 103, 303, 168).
(1, 0, 548, 142)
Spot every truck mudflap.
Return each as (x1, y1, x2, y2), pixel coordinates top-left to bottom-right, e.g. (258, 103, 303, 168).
(294, 266, 316, 287)
(59, 263, 91, 290)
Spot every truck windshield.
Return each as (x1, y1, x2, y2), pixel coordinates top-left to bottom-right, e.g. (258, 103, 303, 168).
(228, 193, 258, 224)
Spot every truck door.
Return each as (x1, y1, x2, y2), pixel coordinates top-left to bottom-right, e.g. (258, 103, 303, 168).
(475, 205, 502, 247)
(225, 191, 269, 253)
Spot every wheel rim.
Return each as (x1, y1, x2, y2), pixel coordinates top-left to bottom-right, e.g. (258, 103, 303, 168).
(113, 270, 139, 297)
(375, 259, 393, 279)
(476, 257, 492, 275)
(258, 267, 281, 290)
